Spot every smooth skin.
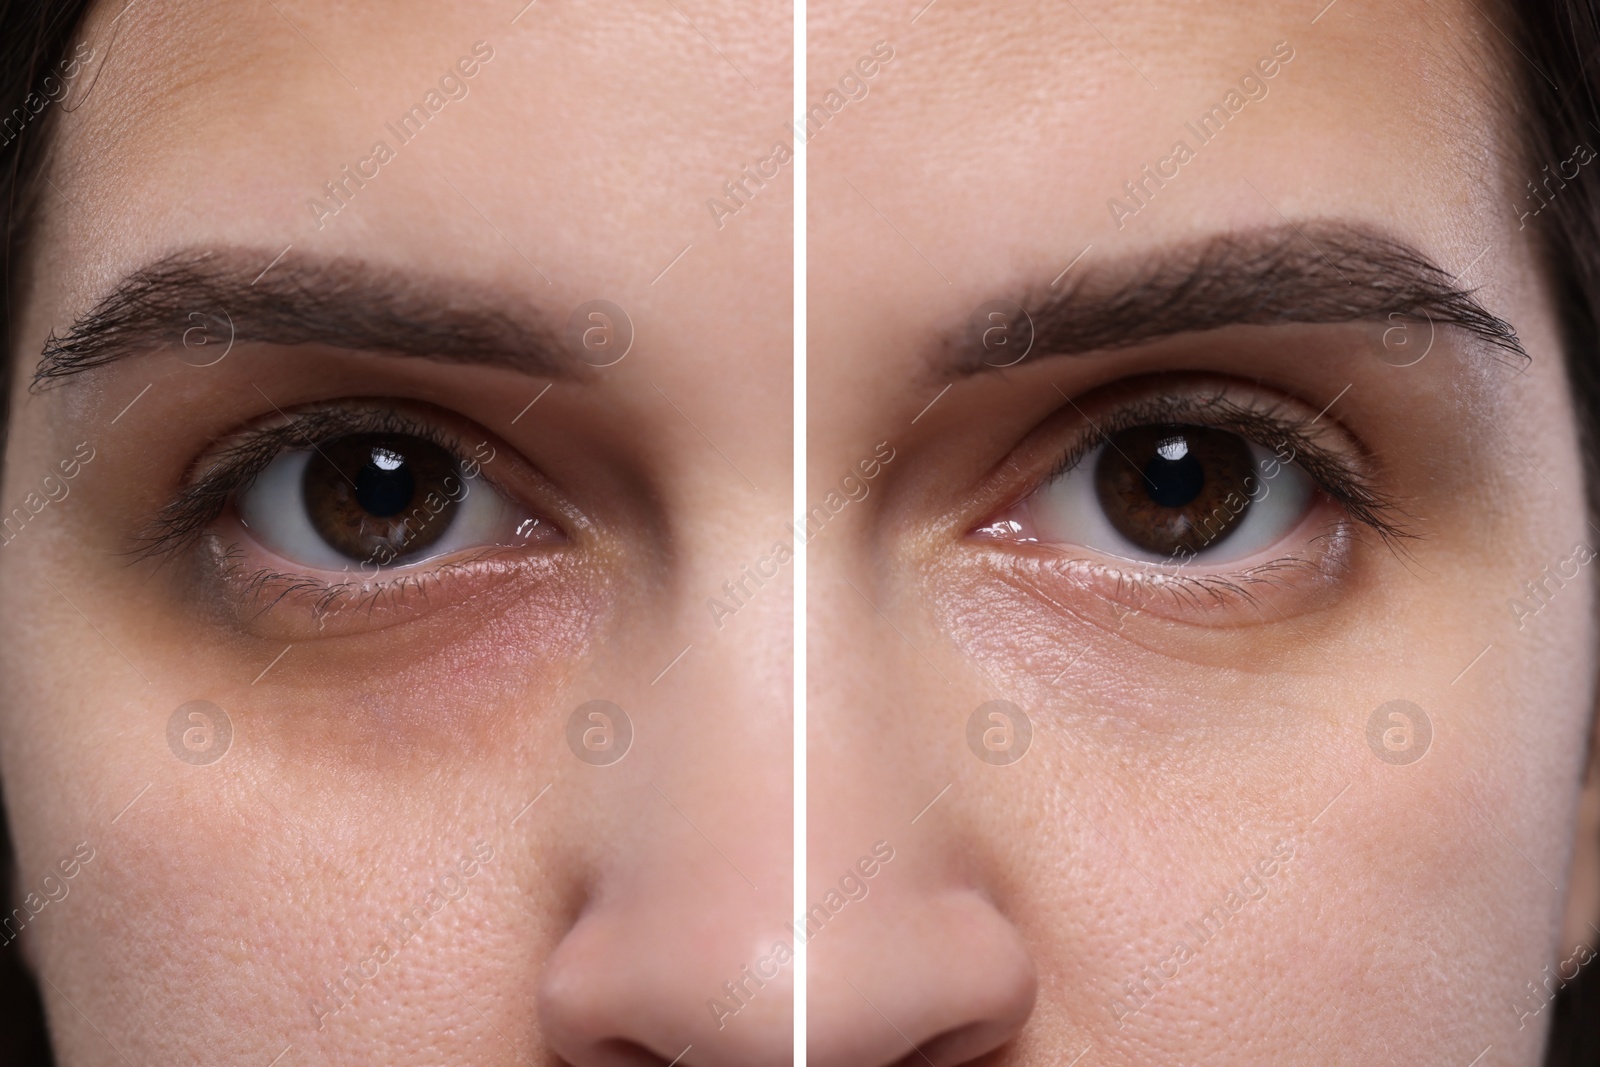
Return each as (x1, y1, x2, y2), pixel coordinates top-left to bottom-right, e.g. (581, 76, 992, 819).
(0, 1, 792, 1065)
(808, 1, 1600, 1064)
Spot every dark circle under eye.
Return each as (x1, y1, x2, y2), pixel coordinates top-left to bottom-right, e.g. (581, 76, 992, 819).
(1094, 424, 1256, 557)
(301, 433, 463, 563)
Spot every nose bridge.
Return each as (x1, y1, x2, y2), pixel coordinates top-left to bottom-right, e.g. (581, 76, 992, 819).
(537, 610, 793, 1066)
(806, 585, 1037, 1067)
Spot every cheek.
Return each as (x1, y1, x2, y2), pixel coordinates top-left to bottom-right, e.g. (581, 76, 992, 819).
(11, 753, 575, 1060)
(919, 491, 1593, 1058)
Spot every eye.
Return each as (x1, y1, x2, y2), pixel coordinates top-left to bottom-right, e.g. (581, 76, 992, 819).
(979, 421, 1317, 565)
(235, 430, 555, 572)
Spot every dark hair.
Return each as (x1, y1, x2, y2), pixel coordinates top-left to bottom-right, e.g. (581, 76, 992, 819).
(1508, 2, 1600, 1060)
(1513, 0, 1600, 522)
(0, 6, 99, 1059)
(0, 1, 1599, 1063)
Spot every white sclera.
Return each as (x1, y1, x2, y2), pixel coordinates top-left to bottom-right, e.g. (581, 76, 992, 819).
(1027, 438, 1314, 565)
(236, 448, 532, 572)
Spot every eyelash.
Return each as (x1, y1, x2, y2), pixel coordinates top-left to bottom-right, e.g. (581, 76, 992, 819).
(1035, 387, 1412, 553)
(136, 405, 500, 563)
(211, 543, 523, 624)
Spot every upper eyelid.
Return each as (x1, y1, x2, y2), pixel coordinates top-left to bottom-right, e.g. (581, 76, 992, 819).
(1046, 393, 1312, 482)
(204, 407, 478, 479)
(136, 405, 495, 561)
(1032, 388, 1412, 546)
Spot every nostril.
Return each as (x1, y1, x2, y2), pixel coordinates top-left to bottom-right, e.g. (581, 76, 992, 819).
(590, 1038, 677, 1066)
(885, 1023, 1019, 1067)
(539, 892, 792, 1067)
(808, 888, 1036, 1067)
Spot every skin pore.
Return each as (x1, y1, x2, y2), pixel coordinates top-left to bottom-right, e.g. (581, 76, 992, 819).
(808, 1, 1600, 1065)
(0, 2, 791, 1066)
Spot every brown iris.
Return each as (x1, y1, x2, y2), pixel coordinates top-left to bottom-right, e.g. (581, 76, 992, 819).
(301, 434, 462, 563)
(1093, 424, 1256, 557)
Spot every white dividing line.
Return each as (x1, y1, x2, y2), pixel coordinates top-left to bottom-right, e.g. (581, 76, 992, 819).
(251, 244, 292, 286)
(111, 782, 152, 824)
(910, 383, 952, 425)
(1050, 244, 1093, 287)
(511, 382, 553, 424)
(792, 1, 808, 1055)
(252, 644, 292, 685)
(1309, 382, 1351, 424)
(110, 383, 153, 424)
(651, 243, 693, 286)
(651, 643, 694, 686)
(1309, 781, 1352, 825)
(1451, 643, 1494, 686)
(910, 783, 952, 824)
(1452, 244, 1491, 283)
(511, 783, 553, 825)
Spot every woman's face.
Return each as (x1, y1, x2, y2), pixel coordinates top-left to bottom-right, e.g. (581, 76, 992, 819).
(5, 0, 1599, 1064)
(0, 2, 792, 1065)
(807, 1, 1600, 1065)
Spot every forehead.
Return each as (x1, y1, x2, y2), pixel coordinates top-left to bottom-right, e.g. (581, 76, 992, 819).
(31, 0, 788, 324)
(807, 0, 1521, 302)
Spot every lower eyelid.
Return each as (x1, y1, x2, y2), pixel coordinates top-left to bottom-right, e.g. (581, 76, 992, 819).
(968, 496, 1358, 626)
(201, 533, 567, 640)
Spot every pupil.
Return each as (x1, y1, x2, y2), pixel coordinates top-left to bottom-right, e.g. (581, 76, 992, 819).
(354, 447, 415, 517)
(1143, 437, 1204, 508)
(300, 432, 462, 563)
(1093, 422, 1256, 557)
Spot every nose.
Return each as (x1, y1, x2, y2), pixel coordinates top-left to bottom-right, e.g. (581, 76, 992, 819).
(808, 886, 1036, 1066)
(536, 502, 793, 1065)
(536, 755, 791, 1067)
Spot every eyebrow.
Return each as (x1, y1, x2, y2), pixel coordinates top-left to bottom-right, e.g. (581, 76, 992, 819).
(31, 248, 579, 390)
(946, 222, 1528, 374)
